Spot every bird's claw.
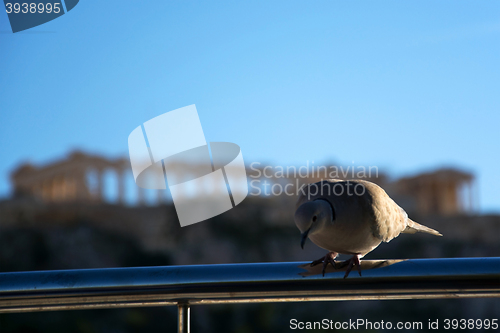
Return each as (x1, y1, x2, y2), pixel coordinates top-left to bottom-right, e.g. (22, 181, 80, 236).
(309, 252, 338, 276)
(341, 255, 362, 279)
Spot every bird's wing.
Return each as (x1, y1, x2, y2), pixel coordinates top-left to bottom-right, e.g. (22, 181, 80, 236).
(362, 180, 410, 243)
(361, 180, 443, 241)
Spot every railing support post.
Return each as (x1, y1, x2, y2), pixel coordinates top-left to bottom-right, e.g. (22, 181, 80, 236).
(177, 301, 190, 333)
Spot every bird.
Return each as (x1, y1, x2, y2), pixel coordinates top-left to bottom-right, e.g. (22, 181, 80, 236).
(294, 179, 442, 278)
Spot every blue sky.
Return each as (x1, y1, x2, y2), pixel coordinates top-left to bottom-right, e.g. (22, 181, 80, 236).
(1, 1, 499, 213)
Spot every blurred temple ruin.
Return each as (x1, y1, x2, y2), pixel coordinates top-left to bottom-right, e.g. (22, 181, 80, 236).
(11, 151, 129, 204)
(392, 169, 475, 216)
(8, 150, 476, 217)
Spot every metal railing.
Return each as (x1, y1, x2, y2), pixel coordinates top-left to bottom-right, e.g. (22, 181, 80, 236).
(1, 257, 499, 332)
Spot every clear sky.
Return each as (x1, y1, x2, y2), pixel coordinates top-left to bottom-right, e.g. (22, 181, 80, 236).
(1, 1, 499, 213)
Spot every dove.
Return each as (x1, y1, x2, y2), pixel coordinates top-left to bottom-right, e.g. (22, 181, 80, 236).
(294, 179, 442, 278)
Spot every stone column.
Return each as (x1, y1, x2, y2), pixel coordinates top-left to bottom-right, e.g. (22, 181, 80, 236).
(468, 180, 474, 213)
(118, 168, 125, 205)
(96, 169, 103, 202)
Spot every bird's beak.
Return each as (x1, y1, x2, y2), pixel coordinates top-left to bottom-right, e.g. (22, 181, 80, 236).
(301, 228, 311, 249)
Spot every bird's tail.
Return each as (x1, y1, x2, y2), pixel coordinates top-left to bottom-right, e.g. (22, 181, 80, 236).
(403, 219, 442, 236)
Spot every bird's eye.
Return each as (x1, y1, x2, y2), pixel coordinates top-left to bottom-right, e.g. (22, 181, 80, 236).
(312, 216, 317, 222)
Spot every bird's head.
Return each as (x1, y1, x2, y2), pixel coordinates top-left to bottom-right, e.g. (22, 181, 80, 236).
(294, 199, 335, 249)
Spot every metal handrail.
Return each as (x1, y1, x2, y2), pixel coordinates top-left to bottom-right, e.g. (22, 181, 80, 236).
(1, 258, 499, 332)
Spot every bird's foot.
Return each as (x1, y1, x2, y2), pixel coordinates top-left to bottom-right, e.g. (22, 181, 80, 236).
(337, 254, 362, 279)
(310, 252, 339, 276)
